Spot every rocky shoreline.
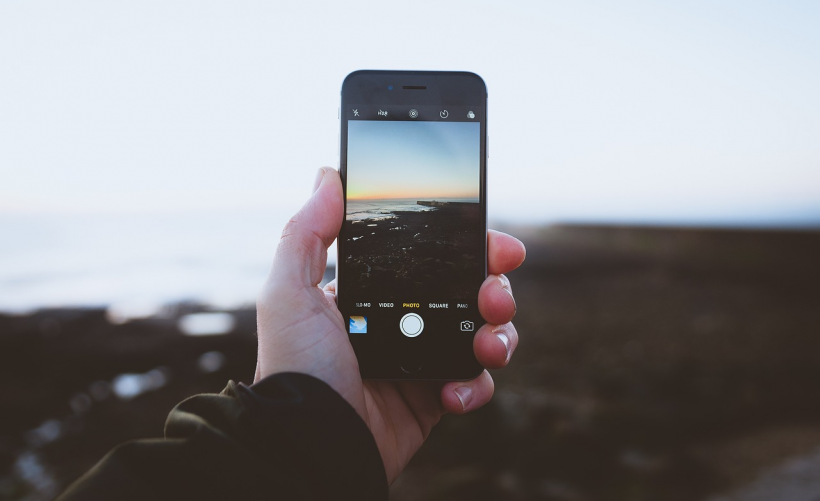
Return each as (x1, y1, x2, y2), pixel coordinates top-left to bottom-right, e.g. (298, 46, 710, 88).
(2, 225, 820, 501)
(343, 202, 484, 299)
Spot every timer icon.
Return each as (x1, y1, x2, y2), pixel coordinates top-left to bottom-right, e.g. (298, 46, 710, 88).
(440, 110, 449, 119)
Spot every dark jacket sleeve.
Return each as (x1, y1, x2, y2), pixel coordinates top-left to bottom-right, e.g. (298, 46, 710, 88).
(57, 372, 388, 501)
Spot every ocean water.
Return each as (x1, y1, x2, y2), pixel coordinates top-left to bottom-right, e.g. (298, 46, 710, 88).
(5, 202, 814, 315)
(0, 211, 303, 315)
(346, 197, 478, 221)
(2, 200, 487, 314)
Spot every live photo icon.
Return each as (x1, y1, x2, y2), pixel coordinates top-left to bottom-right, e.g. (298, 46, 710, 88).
(349, 316, 368, 334)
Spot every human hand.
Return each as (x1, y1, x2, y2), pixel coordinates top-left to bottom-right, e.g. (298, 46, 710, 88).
(255, 167, 525, 483)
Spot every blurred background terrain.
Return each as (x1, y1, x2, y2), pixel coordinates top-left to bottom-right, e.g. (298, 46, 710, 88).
(2, 1, 820, 500)
(2, 226, 820, 500)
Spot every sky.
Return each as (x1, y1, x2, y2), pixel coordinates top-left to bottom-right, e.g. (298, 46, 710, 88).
(347, 121, 480, 201)
(1, 0, 819, 226)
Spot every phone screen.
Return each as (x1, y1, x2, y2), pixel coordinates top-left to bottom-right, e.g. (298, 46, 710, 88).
(339, 72, 487, 379)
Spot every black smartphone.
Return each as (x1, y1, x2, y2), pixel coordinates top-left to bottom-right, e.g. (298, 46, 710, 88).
(338, 70, 488, 380)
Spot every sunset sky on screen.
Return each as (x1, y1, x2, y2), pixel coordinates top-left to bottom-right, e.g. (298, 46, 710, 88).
(347, 121, 480, 201)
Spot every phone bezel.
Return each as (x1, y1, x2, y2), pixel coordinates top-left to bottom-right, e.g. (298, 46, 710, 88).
(338, 70, 488, 381)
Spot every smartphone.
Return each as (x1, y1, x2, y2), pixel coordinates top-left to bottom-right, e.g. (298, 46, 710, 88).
(338, 70, 488, 380)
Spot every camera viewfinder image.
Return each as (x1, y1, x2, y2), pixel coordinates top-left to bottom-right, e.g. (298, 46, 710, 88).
(345, 120, 484, 299)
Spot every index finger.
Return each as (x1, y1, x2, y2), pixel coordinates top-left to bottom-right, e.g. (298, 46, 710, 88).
(488, 230, 526, 275)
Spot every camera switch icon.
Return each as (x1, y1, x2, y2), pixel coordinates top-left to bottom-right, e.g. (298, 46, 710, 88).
(460, 320, 474, 332)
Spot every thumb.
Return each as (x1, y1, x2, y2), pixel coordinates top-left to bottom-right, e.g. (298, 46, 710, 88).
(269, 167, 343, 288)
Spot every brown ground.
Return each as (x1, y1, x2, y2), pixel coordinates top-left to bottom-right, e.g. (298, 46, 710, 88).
(1, 225, 819, 501)
(342, 203, 483, 299)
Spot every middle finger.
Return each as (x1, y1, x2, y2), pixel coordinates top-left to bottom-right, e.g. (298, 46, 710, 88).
(478, 273, 516, 325)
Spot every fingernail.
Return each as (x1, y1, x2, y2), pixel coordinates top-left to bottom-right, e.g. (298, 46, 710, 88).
(312, 168, 326, 193)
(454, 386, 473, 411)
(499, 274, 516, 313)
(496, 331, 511, 364)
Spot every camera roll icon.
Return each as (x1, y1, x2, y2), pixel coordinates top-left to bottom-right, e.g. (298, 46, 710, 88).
(409, 109, 419, 118)
(460, 320, 474, 332)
